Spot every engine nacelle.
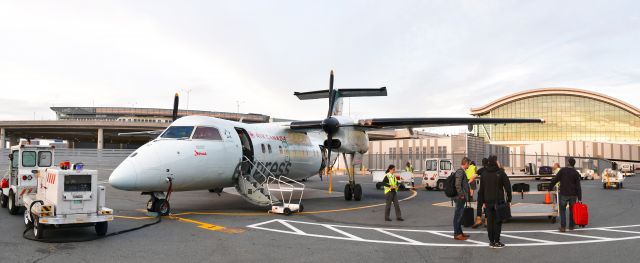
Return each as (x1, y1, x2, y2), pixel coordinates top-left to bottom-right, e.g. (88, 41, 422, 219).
(331, 127, 369, 154)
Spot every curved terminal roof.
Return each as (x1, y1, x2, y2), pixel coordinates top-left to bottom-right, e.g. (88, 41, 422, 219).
(470, 88, 640, 116)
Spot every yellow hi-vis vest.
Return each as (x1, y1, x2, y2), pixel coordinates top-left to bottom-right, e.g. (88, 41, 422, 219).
(384, 173, 398, 195)
(406, 165, 414, 173)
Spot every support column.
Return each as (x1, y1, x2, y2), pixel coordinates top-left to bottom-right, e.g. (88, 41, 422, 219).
(97, 128, 104, 150)
(0, 128, 5, 149)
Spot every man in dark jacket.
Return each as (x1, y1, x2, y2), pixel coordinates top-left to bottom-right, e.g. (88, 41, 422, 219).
(472, 158, 489, 228)
(453, 157, 471, 241)
(549, 158, 582, 232)
(478, 155, 512, 248)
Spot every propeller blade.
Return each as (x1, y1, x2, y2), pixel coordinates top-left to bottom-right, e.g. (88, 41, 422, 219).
(172, 93, 179, 121)
(327, 70, 334, 118)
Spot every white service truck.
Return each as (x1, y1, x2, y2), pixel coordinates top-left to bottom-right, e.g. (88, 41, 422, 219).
(423, 158, 455, 190)
(23, 166, 113, 239)
(620, 164, 635, 177)
(1, 145, 54, 215)
(373, 171, 413, 190)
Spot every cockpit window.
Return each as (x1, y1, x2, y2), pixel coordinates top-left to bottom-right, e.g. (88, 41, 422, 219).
(192, 126, 222, 141)
(161, 126, 194, 139)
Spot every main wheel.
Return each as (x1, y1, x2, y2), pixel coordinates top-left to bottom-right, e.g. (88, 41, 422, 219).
(154, 199, 171, 216)
(33, 215, 44, 239)
(95, 222, 108, 236)
(375, 182, 382, 190)
(437, 180, 445, 191)
(344, 184, 353, 201)
(353, 184, 363, 201)
(603, 183, 607, 189)
(24, 209, 33, 228)
(8, 191, 18, 215)
(0, 192, 7, 208)
(298, 203, 304, 213)
(283, 207, 292, 216)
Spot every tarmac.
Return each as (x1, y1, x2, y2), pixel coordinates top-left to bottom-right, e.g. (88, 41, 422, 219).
(1, 169, 640, 263)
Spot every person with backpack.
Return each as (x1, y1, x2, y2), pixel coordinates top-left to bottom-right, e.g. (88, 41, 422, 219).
(450, 157, 471, 240)
(548, 157, 582, 232)
(478, 155, 512, 248)
(382, 165, 404, 222)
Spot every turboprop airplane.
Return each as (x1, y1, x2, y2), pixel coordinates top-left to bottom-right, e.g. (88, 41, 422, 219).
(109, 71, 545, 215)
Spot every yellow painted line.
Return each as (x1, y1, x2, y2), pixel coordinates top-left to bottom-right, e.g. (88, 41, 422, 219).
(172, 211, 270, 217)
(299, 190, 417, 215)
(170, 216, 245, 234)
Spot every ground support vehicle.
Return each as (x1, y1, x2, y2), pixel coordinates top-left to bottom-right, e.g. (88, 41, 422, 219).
(1, 145, 55, 215)
(422, 158, 454, 191)
(602, 168, 624, 189)
(22, 167, 113, 239)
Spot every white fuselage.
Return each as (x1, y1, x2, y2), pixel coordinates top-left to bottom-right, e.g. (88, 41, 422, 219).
(109, 116, 326, 192)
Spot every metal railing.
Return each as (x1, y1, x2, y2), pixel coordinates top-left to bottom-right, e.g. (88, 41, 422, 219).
(241, 156, 305, 208)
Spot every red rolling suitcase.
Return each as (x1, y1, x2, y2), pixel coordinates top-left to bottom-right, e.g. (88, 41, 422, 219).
(573, 201, 589, 227)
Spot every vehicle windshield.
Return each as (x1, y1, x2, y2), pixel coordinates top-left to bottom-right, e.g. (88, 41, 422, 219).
(160, 126, 194, 139)
(22, 151, 37, 167)
(440, 161, 452, 171)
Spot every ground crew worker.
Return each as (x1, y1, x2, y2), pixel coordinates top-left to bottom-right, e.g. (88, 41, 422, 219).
(405, 162, 415, 188)
(466, 161, 478, 201)
(383, 165, 404, 222)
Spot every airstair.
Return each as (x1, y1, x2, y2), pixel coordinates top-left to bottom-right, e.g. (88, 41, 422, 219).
(235, 157, 305, 214)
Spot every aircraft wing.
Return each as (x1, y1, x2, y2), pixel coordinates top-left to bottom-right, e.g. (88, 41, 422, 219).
(118, 130, 164, 137)
(289, 117, 544, 131)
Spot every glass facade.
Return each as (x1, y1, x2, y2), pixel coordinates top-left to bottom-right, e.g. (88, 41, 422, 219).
(474, 95, 640, 143)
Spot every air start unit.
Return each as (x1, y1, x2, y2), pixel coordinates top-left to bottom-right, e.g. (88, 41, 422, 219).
(22, 166, 114, 239)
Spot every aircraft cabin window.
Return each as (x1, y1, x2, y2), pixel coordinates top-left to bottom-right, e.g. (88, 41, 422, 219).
(261, 144, 266, 153)
(161, 126, 194, 139)
(192, 126, 222, 140)
(267, 144, 272, 154)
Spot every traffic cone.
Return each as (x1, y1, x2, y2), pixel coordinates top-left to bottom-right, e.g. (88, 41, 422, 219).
(544, 192, 552, 204)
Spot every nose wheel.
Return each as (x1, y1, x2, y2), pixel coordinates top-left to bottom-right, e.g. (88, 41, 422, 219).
(147, 196, 171, 216)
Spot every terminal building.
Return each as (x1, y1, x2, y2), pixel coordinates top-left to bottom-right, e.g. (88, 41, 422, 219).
(471, 88, 640, 162)
(365, 88, 639, 171)
(0, 107, 270, 149)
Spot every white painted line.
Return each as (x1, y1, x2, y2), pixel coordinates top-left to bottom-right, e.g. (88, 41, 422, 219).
(375, 229, 423, 245)
(246, 219, 280, 229)
(545, 231, 612, 240)
(279, 220, 306, 235)
(428, 231, 488, 245)
(325, 225, 365, 241)
(500, 234, 552, 244)
(598, 228, 640, 235)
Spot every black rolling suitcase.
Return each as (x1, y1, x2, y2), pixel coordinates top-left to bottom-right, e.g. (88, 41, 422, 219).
(462, 203, 474, 227)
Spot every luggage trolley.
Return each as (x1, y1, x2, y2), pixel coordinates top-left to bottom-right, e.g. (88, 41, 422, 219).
(266, 175, 305, 215)
(509, 188, 559, 223)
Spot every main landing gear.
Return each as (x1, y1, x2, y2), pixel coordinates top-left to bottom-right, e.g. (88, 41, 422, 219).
(145, 177, 174, 216)
(342, 153, 363, 201)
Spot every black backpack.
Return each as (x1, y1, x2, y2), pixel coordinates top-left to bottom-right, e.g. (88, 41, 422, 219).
(444, 170, 459, 198)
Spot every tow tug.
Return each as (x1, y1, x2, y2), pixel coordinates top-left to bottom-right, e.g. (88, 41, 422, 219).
(602, 162, 625, 189)
(1, 145, 54, 215)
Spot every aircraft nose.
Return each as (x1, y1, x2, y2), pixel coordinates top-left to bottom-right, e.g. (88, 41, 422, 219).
(109, 158, 138, 190)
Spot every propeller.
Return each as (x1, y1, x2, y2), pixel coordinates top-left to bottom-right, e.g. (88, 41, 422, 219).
(172, 93, 179, 121)
(322, 70, 341, 178)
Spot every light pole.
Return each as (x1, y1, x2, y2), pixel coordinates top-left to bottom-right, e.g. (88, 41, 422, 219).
(236, 100, 245, 114)
(182, 88, 192, 111)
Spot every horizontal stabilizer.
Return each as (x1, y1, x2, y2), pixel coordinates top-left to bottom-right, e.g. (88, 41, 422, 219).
(294, 87, 387, 100)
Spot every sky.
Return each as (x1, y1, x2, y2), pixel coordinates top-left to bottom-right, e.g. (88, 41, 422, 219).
(1, 0, 639, 128)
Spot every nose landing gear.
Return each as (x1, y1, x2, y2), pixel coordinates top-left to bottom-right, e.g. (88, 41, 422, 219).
(145, 177, 174, 216)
